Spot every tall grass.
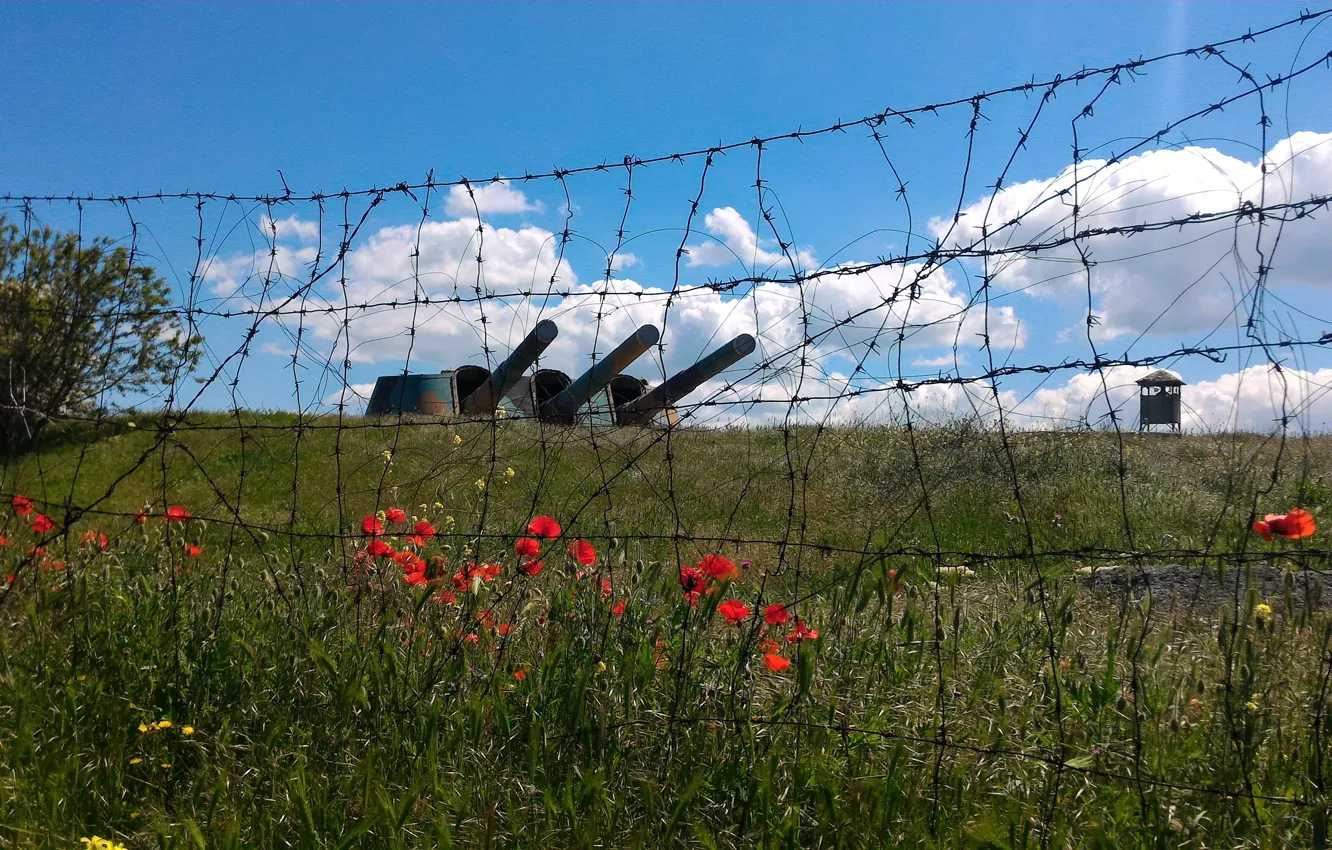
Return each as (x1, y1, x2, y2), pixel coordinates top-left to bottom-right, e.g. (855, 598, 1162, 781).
(1, 416, 1329, 847)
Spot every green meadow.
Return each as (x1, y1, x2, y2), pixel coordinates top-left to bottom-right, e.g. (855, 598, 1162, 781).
(1, 414, 1329, 848)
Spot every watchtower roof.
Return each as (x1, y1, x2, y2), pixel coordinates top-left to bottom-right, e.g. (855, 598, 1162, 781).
(1135, 369, 1185, 386)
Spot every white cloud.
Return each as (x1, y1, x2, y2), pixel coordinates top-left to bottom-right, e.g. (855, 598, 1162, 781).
(685, 206, 818, 270)
(323, 382, 377, 409)
(261, 215, 320, 243)
(913, 354, 960, 368)
(205, 202, 1026, 417)
(259, 342, 295, 357)
(608, 252, 640, 272)
(934, 132, 1332, 340)
(1008, 363, 1332, 432)
(444, 181, 542, 218)
(202, 243, 319, 298)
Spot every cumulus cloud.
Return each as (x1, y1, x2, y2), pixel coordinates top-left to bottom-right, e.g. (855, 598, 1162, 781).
(685, 206, 818, 270)
(202, 243, 319, 297)
(443, 181, 542, 218)
(323, 382, 377, 409)
(1009, 363, 1332, 432)
(934, 131, 1332, 340)
(608, 252, 640, 272)
(261, 215, 320, 243)
(913, 354, 961, 368)
(204, 197, 1030, 417)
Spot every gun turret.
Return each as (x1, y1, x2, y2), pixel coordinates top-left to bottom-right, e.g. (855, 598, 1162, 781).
(459, 320, 559, 414)
(616, 333, 755, 426)
(542, 324, 660, 423)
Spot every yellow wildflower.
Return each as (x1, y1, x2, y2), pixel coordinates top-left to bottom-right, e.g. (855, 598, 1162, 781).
(137, 723, 149, 734)
(182, 726, 194, 736)
(160, 763, 172, 769)
(474, 479, 486, 491)
(453, 434, 463, 446)
(80, 838, 128, 850)
(155, 719, 172, 730)
(129, 757, 143, 765)
(504, 467, 516, 480)
(1255, 603, 1273, 625)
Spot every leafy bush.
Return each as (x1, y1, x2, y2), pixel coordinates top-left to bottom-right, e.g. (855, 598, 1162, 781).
(0, 216, 200, 450)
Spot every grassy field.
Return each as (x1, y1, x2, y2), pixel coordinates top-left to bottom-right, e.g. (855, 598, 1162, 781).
(1, 414, 1330, 848)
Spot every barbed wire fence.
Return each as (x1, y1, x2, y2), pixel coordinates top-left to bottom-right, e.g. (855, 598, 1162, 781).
(4, 6, 1332, 845)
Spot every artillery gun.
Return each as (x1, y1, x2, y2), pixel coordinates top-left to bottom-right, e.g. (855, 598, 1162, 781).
(364, 322, 754, 427)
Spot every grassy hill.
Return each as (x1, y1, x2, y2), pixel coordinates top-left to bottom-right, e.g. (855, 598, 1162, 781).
(1, 416, 1329, 848)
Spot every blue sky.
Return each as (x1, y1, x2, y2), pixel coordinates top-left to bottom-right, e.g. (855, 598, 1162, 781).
(3, 2, 1332, 430)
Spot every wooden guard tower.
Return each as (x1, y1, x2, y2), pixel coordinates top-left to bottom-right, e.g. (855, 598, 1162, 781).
(1136, 369, 1184, 433)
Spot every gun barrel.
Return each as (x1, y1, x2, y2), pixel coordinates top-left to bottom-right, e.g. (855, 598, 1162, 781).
(543, 324, 660, 422)
(616, 333, 755, 426)
(460, 320, 559, 414)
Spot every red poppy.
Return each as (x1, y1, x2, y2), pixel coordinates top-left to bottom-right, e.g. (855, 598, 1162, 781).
(763, 653, 791, 672)
(434, 589, 457, 605)
(600, 578, 613, 599)
(386, 507, 407, 524)
(361, 515, 385, 536)
(11, 495, 33, 516)
(165, 506, 191, 523)
(451, 571, 470, 591)
(760, 637, 781, 654)
(513, 669, 527, 681)
(763, 603, 791, 626)
(787, 620, 819, 641)
(679, 566, 708, 606)
(699, 554, 739, 582)
(497, 623, 514, 637)
(481, 563, 502, 581)
(463, 632, 480, 645)
(1252, 508, 1317, 541)
(515, 537, 541, 558)
(526, 515, 561, 539)
(366, 538, 395, 558)
(403, 569, 429, 586)
(402, 534, 425, 548)
(569, 539, 596, 566)
(520, 559, 543, 577)
(414, 520, 436, 539)
(184, 543, 202, 558)
(612, 600, 626, 617)
(43, 559, 67, 571)
(82, 531, 108, 551)
(4, 574, 13, 584)
(31, 514, 55, 534)
(0, 536, 8, 546)
(135, 508, 149, 525)
(717, 599, 751, 624)
(399, 553, 426, 574)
